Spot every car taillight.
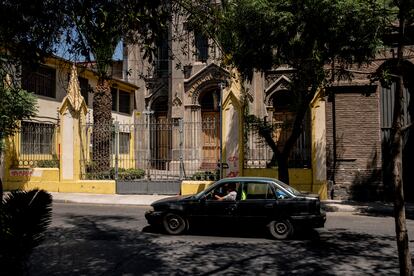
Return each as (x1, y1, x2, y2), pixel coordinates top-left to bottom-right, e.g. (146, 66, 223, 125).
(315, 200, 321, 213)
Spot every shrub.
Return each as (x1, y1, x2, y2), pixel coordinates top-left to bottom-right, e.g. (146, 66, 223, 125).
(36, 159, 59, 168)
(117, 168, 145, 180)
(0, 189, 52, 275)
(191, 171, 218, 181)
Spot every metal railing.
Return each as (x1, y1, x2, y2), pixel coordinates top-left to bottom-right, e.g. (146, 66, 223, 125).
(244, 120, 311, 169)
(80, 118, 220, 181)
(13, 121, 59, 168)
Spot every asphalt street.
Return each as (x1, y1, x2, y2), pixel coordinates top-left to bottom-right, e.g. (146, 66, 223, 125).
(27, 202, 414, 275)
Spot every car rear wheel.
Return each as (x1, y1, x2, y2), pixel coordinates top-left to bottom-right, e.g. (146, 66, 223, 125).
(268, 219, 293, 240)
(163, 213, 187, 235)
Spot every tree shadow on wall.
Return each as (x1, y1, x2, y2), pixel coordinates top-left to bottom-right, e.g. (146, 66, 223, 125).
(350, 150, 384, 202)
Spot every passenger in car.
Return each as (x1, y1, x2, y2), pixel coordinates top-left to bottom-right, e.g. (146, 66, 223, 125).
(215, 183, 237, 201)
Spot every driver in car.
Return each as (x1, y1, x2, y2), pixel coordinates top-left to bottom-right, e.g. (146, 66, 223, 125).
(215, 183, 237, 201)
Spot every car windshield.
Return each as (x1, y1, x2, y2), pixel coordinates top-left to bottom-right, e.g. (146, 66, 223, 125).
(195, 184, 215, 199)
(274, 180, 301, 196)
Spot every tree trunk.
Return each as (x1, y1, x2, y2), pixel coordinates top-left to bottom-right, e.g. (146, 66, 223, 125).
(92, 78, 112, 173)
(392, 75, 412, 276)
(0, 149, 3, 202)
(392, 9, 412, 275)
(277, 154, 289, 184)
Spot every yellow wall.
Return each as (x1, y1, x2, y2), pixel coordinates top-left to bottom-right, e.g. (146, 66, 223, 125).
(58, 180, 115, 194)
(3, 166, 115, 194)
(181, 180, 215, 195)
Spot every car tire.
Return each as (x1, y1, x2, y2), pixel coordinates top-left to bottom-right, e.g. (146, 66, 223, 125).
(268, 219, 293, 240)
(162, 213, 187, 235)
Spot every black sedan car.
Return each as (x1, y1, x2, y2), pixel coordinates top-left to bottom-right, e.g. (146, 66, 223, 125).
(145, 177, 326, 239)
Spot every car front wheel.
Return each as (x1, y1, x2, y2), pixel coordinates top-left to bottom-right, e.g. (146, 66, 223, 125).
(163, 213, 187, 235)
(268, 219, 293, 240)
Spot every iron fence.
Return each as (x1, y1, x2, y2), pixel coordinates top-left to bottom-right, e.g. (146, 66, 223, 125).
(80, 117, 220, 181)
(12, 121, 59, 168)
(244, 119, 311, 169)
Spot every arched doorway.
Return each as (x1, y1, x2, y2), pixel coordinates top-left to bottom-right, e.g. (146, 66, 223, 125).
(199, 88, 220, 169)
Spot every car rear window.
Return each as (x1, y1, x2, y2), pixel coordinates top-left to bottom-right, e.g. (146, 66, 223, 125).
(241, 182, 275, 200)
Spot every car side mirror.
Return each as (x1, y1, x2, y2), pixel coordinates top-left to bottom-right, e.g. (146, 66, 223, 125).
(199, 195, 207, 203)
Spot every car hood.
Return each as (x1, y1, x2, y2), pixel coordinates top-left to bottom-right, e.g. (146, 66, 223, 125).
(151, 195, 194, 206)
(297, 192, 320, 200)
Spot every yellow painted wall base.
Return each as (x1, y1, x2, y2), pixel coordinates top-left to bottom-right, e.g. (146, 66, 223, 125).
(181, 181, 214, 195)
(5, 180, 116, 194)
(4, 168, 116, 194)
(57, 181, 116, 194)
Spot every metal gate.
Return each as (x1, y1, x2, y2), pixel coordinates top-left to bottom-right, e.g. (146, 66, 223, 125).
(80, 118, 220, 194)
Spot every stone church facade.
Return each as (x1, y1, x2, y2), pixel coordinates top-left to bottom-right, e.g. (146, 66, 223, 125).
(122, 16, 413, 200)
(122, 13, 324, 194)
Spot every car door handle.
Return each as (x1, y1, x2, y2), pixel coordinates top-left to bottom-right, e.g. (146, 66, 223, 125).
(264, 204, 273, 209)
(225, 205, 237, 214)
(228, 205, 237, 211)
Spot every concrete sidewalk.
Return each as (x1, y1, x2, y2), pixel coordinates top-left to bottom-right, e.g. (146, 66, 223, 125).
(50, 192, 414, 215)
(50, 192, 172, 206)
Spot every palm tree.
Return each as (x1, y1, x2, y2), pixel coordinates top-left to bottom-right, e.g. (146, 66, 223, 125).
(66, 0, 168, 172)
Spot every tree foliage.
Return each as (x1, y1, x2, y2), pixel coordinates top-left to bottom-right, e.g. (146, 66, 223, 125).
(0, 0, 65, 66)
(64, 0, 169, 79)
(0, 0, 66, 144)
(0, 71, 37, 147)
(62, 0, 169, 171)
(210, 0, 385, 183)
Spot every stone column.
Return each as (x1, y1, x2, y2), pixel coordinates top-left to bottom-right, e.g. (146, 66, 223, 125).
(59, 65, 88, 182)
(223, 92, 242, 178)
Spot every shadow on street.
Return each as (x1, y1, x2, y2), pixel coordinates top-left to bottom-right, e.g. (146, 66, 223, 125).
(28, 213, 401, 275)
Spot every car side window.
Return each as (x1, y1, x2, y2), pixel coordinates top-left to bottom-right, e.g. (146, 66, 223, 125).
(275, 187, 291, 199)
(241, 182, 275, 200)
(206, 182, 239, 201)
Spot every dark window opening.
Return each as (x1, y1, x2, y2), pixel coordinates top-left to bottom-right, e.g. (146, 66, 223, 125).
(195, 31, 209, 62)
(111, 88, 117, 111)
(118, 90, 131, 114)
(156, 34, 169, 76)
(22, 65, 56, 98)
(78, 77, 89, 105)
(200, 89, 219, 111)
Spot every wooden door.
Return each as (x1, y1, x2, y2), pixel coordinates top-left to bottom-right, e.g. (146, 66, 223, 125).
(201, 112, 220, 169)
(153, 114, 170, 170)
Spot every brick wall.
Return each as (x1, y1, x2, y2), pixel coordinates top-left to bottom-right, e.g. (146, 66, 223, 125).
(326, 86, 383, 200)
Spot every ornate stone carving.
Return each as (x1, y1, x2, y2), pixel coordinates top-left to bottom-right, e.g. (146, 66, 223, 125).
(66, 64, 85, 112)
(172, 93, 182, 107)
(187, 72, 216, 98)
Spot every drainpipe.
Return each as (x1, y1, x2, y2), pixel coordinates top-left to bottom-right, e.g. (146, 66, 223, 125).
(330, 91, 337, 199)
(219, 82, 224, 179)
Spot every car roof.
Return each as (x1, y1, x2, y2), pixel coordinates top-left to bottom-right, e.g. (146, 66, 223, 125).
(218, 177, 279, 182)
